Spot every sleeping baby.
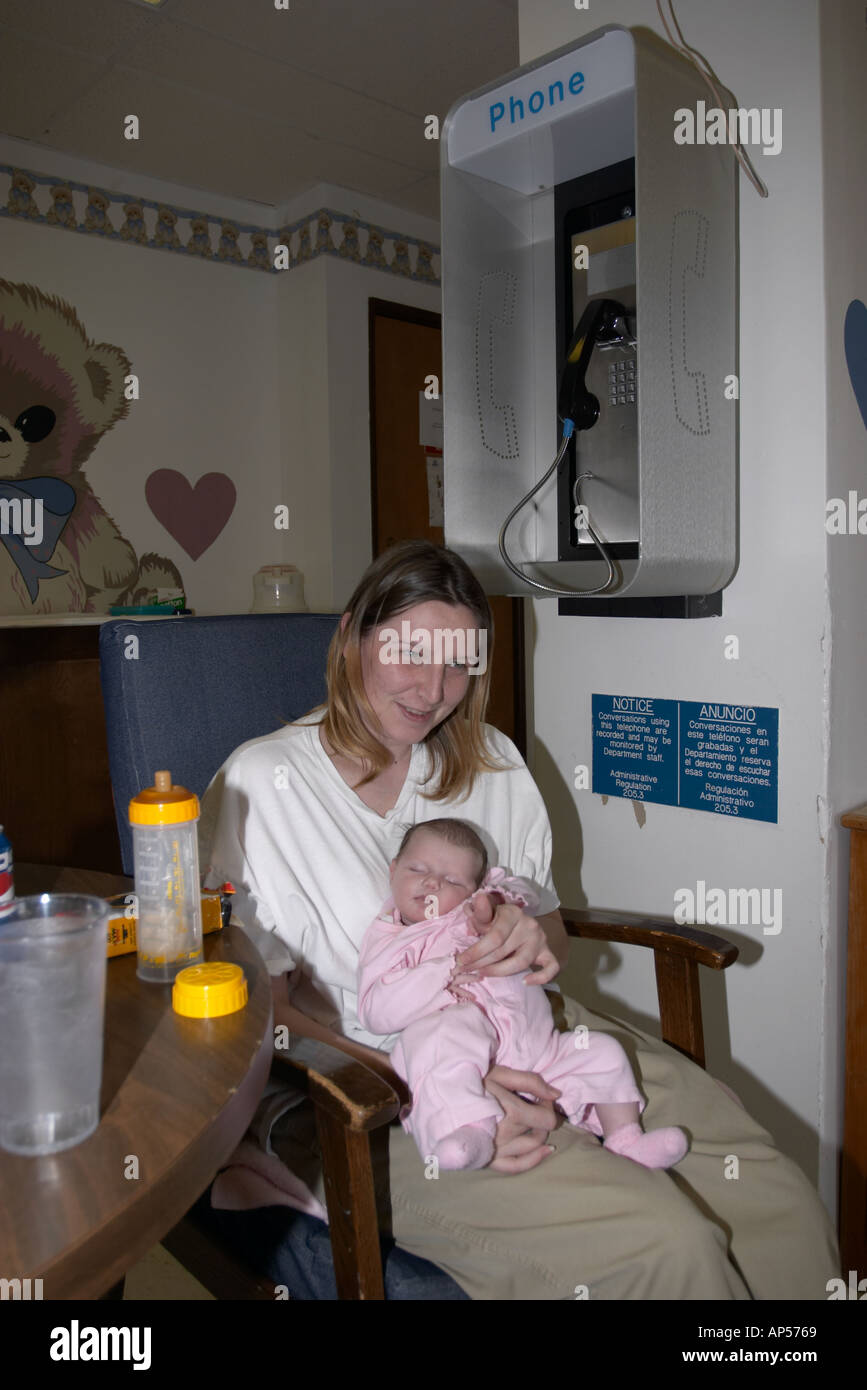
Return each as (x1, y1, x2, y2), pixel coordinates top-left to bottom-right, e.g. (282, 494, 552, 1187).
(357, 817, 689, 1172)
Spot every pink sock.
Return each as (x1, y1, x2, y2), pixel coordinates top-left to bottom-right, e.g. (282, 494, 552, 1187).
(603, 1122, 688, 1170)
(433, 1123, 495, 1171)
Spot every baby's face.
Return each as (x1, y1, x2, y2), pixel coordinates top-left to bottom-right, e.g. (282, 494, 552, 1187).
(390, 828, 482, 925)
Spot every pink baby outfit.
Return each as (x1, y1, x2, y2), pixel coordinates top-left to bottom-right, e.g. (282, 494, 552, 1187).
(357, 867, 644, 1163)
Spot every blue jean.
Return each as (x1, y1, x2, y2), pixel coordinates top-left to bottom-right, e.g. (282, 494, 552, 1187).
(192, 1189, 470, 1300)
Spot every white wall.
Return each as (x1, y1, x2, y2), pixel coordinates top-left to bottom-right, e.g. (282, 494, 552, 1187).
(518, 0, 838, 1206)
(276, 256, 331, 612)
(822, 0, 867, 1201)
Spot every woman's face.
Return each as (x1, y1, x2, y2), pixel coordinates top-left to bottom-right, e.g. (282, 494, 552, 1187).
(353, 599, 483, 757)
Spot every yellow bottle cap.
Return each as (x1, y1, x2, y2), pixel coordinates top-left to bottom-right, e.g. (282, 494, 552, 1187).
(130, 770, 200, 826)
(172, 962, 248, 1018)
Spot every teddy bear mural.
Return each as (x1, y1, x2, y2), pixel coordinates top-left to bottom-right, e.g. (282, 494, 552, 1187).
(0, 278, 183, 615)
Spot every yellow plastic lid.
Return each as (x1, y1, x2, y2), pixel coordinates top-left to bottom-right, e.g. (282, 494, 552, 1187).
(130, 770, 200, 826)
(172, 962, 248, 1018)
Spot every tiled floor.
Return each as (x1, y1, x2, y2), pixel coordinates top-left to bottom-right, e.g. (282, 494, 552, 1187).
(122, 1244, 214, 1300)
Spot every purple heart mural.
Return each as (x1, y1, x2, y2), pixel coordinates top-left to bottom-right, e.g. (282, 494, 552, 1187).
(145, 469, 236, 560)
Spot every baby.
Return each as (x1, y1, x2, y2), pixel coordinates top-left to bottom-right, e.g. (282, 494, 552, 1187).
(357, 818, 689, 1173)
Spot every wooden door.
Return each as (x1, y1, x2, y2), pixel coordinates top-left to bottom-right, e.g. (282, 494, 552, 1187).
(369, 300, 525, 755)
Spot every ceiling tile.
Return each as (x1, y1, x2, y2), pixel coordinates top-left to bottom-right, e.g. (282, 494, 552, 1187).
(0, 0, 156, 56)
(0, 0, 518, 216)
(384, 172, 441, 222)
(122, 20, 433, 173)
(44, 68, 430, 208)
(0, 29, 110, 135)
(171, 0, 519, 114)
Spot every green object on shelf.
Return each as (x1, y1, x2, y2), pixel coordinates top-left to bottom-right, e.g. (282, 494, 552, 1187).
(108, 604, 188, 615)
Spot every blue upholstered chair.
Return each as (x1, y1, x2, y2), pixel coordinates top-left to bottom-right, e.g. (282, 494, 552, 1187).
(99, 612, 452, 1299)
(99, 612, 738, 1299)
(100, 612, 339, 877)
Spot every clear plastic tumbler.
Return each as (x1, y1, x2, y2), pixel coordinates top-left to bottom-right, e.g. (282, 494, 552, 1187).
(130, 770, 203, 983)
(0, 893, 109, 1156)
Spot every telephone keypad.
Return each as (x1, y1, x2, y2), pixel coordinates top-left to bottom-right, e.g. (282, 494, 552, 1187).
(607, 358, 636, 407)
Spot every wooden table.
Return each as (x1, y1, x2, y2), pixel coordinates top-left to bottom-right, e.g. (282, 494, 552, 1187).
(0, 866, 273, 1299)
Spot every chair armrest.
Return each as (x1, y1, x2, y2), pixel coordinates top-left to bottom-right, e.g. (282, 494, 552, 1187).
(270, 1038, 400, 1130)
(560, 907, 738, 969)
(559, 907, 739, 1071)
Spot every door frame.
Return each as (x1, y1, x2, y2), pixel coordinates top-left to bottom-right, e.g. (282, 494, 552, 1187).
(368, 297, 443, 556)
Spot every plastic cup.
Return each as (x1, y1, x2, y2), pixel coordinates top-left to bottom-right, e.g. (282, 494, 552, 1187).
(0, 894, 109, 1156)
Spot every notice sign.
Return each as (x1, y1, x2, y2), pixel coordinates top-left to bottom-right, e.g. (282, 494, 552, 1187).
(592, 695, 678, 807)
(592, 695, 779, 824)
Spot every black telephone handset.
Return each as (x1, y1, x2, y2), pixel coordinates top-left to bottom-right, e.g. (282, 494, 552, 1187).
(498, 298, 633, 596)
(558, 297, 629, 432)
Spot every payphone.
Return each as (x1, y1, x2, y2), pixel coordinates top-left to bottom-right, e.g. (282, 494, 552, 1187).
(441, 25, 738, 612)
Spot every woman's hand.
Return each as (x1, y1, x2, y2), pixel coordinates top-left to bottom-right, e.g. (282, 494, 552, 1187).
(484, 1065, 564, 1173)
(451, 893, 560, 987)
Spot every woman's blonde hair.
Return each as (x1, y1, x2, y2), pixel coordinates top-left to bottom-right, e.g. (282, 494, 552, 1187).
(299, 540, 514, 801)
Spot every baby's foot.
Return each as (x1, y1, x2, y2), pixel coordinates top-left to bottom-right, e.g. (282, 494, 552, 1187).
(603, 1122, 688, 1170)
(433, 1123, 495, 1171)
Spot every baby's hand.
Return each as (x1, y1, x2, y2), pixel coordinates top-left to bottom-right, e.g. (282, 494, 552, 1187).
(463, 888, 501, 933)
(448, 956, 478, 1003)
(448, 980, 477, 1005)
(458, 894, 558, 984)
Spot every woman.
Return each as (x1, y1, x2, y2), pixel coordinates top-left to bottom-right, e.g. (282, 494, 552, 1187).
(198, 540, 840, 1300)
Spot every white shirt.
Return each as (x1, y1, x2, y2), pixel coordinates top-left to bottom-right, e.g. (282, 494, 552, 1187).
(198, 716, 560, 1053)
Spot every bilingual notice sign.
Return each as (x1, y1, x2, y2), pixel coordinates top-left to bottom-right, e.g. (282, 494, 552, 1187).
(592, 695, 779, 823)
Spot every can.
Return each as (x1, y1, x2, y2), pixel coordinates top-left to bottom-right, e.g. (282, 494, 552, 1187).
(0, 825, 14, 918)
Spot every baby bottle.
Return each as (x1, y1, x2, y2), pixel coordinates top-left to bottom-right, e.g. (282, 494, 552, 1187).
(129, 770, 204, 983)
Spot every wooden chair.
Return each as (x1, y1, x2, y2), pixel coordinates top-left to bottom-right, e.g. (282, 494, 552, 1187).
(98, 613, 738, 1299)
(160, 907, 737, 1299)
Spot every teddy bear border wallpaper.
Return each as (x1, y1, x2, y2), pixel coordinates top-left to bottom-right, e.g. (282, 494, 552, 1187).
(0, 162, 442, 282)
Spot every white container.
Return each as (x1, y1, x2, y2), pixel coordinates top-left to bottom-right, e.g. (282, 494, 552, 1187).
(130, 770, 203, 983)
(250, 564, 308, 613)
